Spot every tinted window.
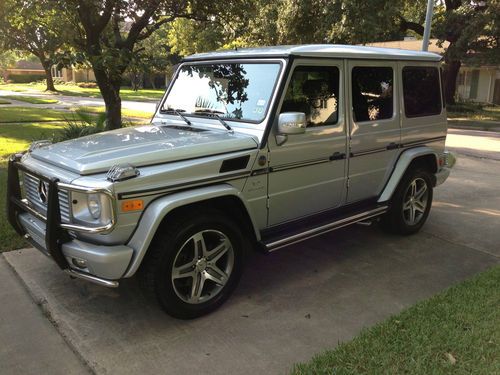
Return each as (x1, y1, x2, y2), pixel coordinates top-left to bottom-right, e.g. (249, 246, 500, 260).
(281, 66, 340, 127)
(352, 67, 393, 122)
(403, 66, 442, 117)
(163, 63, 281, 122)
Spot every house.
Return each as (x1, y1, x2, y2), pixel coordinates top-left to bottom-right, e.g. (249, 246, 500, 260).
(366, 38, 500, 104)
(2, 59, 95, 83)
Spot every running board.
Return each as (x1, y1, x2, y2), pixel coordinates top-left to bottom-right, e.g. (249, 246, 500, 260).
(261, 206, 388, 252)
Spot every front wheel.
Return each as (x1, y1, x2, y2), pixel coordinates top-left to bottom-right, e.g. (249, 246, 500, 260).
(139, 210, 246, 319)
(381, 168, 433, 235)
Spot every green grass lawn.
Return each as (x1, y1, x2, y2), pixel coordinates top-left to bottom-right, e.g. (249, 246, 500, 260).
(0, 121, 66, 251)
(1, 95, 59, 104)
(0, 83, 164, 102)
(293, 266, 500, 375)
(0, 122, 64, 157)
(0, 99, 11, 104)
(0, 165, 29, 251)
(448, 102, 500, 122)
(77, 105, 153, 119)
(0, 106, 69, 123)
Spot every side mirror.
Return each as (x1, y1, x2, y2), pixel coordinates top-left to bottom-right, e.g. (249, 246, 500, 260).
(278, 112, 306, 135)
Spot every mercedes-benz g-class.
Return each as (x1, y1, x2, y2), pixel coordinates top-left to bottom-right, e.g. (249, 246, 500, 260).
(7, 45, 456, 318)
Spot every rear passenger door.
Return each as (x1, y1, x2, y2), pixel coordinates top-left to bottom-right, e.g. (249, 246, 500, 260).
(346, 61, 401, 203)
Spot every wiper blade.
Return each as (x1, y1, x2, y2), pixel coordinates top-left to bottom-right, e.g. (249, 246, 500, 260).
(195, 111, 233, 132)
(161, 108, 191, 126)
(194, 108, 226, 115)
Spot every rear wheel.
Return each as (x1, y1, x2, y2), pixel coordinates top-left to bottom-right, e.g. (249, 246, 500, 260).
(139, 209, 246, 319)
(381, 168, 433, 235)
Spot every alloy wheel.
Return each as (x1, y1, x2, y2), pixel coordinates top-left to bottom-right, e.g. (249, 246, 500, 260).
(402, 177, 429, 226)
(171, 230, 234, 304)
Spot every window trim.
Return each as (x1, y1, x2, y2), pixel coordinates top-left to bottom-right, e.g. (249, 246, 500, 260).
(402, 65, 443, 118)
(350, 65, 395, 124)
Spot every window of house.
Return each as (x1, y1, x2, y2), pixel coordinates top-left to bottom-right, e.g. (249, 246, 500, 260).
(281, 65, 340, 127)
(403, 66, 442, 117)
(51, 66, 63, 78)
(351, 66, 393, 122)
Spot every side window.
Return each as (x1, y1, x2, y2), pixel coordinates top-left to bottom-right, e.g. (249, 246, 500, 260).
(403, 66, 442, 117)
(351, 67, 393, 122)
(281, 65, 340, 127)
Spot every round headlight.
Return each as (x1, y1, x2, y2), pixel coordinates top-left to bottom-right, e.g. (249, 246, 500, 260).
(87, 194, 101, 219)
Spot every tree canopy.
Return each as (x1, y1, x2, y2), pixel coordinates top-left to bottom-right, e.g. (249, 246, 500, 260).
(1, 0, 498, 125)
(0, 0, 69, 90)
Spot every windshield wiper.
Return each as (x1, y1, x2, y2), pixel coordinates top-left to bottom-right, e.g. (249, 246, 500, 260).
(195, 111, 233, 132)
(161, 108, 192, 126)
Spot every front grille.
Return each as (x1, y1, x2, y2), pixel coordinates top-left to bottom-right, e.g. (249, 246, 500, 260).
(23, 173, 71, 223)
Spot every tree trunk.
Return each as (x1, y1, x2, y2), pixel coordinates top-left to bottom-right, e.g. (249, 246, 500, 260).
(104, 92, 122, 130)
(93, 66, 123, 130)
(40, 60, 56, 91)
(443, 59, 461, 105)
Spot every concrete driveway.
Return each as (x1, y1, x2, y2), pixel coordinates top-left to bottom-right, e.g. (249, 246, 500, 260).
(2, 130, 500, 375)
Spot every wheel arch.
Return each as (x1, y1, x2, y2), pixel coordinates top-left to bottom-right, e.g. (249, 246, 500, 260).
(122, 184, 260, 278)
(378, 147, 438, 203)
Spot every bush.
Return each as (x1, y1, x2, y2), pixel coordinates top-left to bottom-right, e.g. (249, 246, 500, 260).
(77, 81, 98, 88)
(448, 100, 486, 113)
(9, 74, 46, 83)
(57, 110, 106, 142)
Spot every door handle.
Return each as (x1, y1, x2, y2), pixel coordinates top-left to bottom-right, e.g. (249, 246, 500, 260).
(329, 152, 346, 161)
(386, 142, 400, 150)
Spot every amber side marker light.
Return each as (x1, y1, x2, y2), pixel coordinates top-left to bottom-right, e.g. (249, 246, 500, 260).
(121, 199, 144, 212)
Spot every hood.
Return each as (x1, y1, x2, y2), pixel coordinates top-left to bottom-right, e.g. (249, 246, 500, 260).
(30, 125, 258, 175)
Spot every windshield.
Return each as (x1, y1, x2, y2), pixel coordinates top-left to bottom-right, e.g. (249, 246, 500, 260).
(162, 62, 281, 123)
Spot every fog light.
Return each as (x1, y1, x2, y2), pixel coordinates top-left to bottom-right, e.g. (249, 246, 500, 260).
(72, 258, 87, 269)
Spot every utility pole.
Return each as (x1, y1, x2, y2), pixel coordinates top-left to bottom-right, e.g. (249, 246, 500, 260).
(422, 0, 434, 51)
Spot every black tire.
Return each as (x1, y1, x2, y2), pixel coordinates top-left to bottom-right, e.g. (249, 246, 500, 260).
(381, 168, 433, 235)
(139, 209, 246, 319)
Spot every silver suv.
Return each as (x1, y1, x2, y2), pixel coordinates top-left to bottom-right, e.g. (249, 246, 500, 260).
(7, 45, 456, 319)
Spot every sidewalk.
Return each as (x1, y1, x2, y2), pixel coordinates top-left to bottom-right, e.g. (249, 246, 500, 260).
(448, 118, 500, 132)
(0, 255, 90, 375)
(0, 90, 156, 113)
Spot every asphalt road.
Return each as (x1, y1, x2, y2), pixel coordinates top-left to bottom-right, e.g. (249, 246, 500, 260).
(1, 129, 499, 375)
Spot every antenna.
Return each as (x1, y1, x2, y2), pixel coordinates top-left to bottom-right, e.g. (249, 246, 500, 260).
(422, 0, 434, 51)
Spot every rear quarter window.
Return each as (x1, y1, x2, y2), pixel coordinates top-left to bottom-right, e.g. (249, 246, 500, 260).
(402, 66, 442, 118)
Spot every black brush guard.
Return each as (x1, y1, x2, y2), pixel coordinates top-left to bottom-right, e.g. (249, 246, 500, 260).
(6, 154, 69, 269)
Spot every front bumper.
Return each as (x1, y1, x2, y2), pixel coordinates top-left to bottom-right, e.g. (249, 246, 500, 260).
(7, 155, 133, 287)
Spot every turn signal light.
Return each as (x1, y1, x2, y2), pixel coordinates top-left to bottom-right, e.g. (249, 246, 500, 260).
(121, 199, 144, 212)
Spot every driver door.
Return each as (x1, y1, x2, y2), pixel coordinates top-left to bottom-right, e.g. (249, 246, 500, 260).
(267, 59, 348, 226)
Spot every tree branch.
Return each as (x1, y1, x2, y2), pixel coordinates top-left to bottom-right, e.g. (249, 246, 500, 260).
(398, 15, 424, 36)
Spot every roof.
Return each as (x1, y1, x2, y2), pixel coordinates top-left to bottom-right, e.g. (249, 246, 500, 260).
(365, 39, 448, 55)
(184, 44, 442, 62)
(14, 60, 44, 70)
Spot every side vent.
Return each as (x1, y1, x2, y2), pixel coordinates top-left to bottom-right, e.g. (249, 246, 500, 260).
(219, 155, 250, 173)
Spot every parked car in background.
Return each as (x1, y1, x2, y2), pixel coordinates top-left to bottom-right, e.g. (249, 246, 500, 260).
(7, 45, 456, 319)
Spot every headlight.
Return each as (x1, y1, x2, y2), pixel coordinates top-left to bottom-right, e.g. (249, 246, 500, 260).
(87, 194, 101, 219)
(71, 191, 113, 227)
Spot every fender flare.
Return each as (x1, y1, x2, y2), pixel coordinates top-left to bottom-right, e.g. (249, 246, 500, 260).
(122, 184, 260, 278)
(378, 146, 438, 203)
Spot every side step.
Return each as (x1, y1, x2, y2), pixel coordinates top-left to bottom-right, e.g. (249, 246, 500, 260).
(260, 206, 388, 252)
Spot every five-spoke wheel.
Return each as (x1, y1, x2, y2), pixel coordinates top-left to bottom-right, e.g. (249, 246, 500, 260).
(402, 177, 429, 226)
(139, 209, 246, 319)
(172, 230, 234, 304)
(381, 168, 433, 235)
